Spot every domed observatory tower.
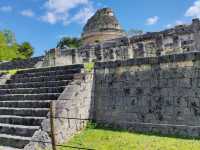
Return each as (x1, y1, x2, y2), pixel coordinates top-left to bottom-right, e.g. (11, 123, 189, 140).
(81, 8, 125, 45)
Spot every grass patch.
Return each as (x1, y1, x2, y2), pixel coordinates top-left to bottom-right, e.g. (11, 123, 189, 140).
(6, 69, 18, 75)
(59, 127, 200, 150)
(84, 63, 94, 73)
(0, 68, 33, 75)
(0, 69, 19, 75)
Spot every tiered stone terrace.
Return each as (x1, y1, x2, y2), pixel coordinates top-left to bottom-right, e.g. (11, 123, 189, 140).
(0, 64, 83, 149)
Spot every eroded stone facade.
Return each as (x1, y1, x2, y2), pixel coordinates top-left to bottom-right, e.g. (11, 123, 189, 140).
(24, 73, 94, 150)
(94, 52, 200, 137)
(42, 19, 200, 67)
(81, 8, 125, 45)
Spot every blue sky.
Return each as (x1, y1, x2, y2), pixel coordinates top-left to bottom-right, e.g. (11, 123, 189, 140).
(0, 0, 199, 56)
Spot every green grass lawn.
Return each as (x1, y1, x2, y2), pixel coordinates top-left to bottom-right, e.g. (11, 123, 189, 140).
(59, 128, 200, 150)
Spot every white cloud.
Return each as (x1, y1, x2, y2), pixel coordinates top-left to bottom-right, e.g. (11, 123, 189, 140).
(165, 20, 187, 29)
(40, 0, 95, 25)
(185, 0, 200, 18)
(146, 16, 159, 25)
(45, 0, 89, 13)
(0, 6, 12, 12)
(41, 12, 56, 24)
(70, 5, 95, 24)
(41, 11, 66, 24)
(21, 9, 35, 17)
(166, 24, 172, 28)
(175, 20, 184, 25)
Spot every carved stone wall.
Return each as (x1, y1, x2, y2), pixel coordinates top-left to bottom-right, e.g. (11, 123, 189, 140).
(94, 52, 200, 137)
(42, 19, 200, 68)
(81, 8, 125, 45)
(0, 56, 44, 70)
(24, 73, 94, 150)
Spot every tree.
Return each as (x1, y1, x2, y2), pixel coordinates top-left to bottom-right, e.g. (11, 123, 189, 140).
(2, 44, 20, 61)
(0, 32, 7, 47)
(18, 42, 34, 58)
(126, 29, 144, 37)
(0, 32, 19, 61)
(57, 37, 82, 49)
(2, 29, 16, 45)
(0, 32, 11, 61)
(0, 29, 34, 61)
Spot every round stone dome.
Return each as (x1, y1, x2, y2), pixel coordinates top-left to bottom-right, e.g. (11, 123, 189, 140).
(81, 8, 125, 45)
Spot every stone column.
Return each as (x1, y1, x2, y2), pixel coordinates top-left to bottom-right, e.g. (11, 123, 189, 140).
(113, 48, 117, 61)
(127, 38, 134, 59)
(75, 48, 82, 64)
(89, 48, 95, 62)
(100, 44, 104, 62)
(192, 19, 200, 51)
(156, 34, 164, 56)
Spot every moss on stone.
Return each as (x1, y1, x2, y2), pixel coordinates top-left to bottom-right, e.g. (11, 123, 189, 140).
(84, 63, 94, 73)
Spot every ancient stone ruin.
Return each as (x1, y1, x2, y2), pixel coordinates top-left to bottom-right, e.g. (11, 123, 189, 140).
(81, 8, 125, 45)
(42, 9, 200, 67)
(0, 8, 200, 150)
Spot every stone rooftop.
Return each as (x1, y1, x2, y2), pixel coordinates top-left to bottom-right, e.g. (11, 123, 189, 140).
(82, 8, 123, 35)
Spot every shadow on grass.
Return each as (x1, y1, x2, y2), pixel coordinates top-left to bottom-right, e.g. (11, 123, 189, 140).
(56, 144, 95, 150)
(86, 121, 200, 141)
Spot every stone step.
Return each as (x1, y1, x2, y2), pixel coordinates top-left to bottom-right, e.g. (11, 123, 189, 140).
(12, 68, 81, 79)
(7, 74, 74, 84)
(0, 134, 31, 149)
(0, 93, 60, 101)
(0, 145, 21, 150)
(0, 86, 65, 95)
(0, 100, 51, 108)
(0, 65, 84, 149)
(17, 64, 83, 74)
(0, 123, 39, 137)
(0, 115, 45, 126)
(0, 107, 49, 117)
(0, 80, 70, 89)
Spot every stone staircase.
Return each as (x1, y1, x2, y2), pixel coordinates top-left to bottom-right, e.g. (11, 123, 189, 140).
(0, 64, 83, 149)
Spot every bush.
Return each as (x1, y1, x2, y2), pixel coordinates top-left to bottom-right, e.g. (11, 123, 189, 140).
(84, 63, 94, 73)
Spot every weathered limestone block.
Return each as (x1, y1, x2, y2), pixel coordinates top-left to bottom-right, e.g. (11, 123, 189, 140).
(24, 130, 51, 150)
(53, 73, 94, 144)
(0, 74, 11, 85)
(25, 73, 94, 150)
(94, 52, 200, 137)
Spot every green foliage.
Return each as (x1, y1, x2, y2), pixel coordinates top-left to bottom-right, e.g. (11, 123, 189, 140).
(18, 42, 34, 58)
(0, 32, 7, 47)
(84, 62, 94, 72)
(2, 29, 16, 45)
(60, 128, 200, 150)
(0, 32, 18, 61)
(0, 69, 18, 75)
(57, 37, 82, 49)
(0, 68, 32, 75)
(86, 121, 97, 129)
(0, 29, 34, 61)
(7, 70, 18, 75)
